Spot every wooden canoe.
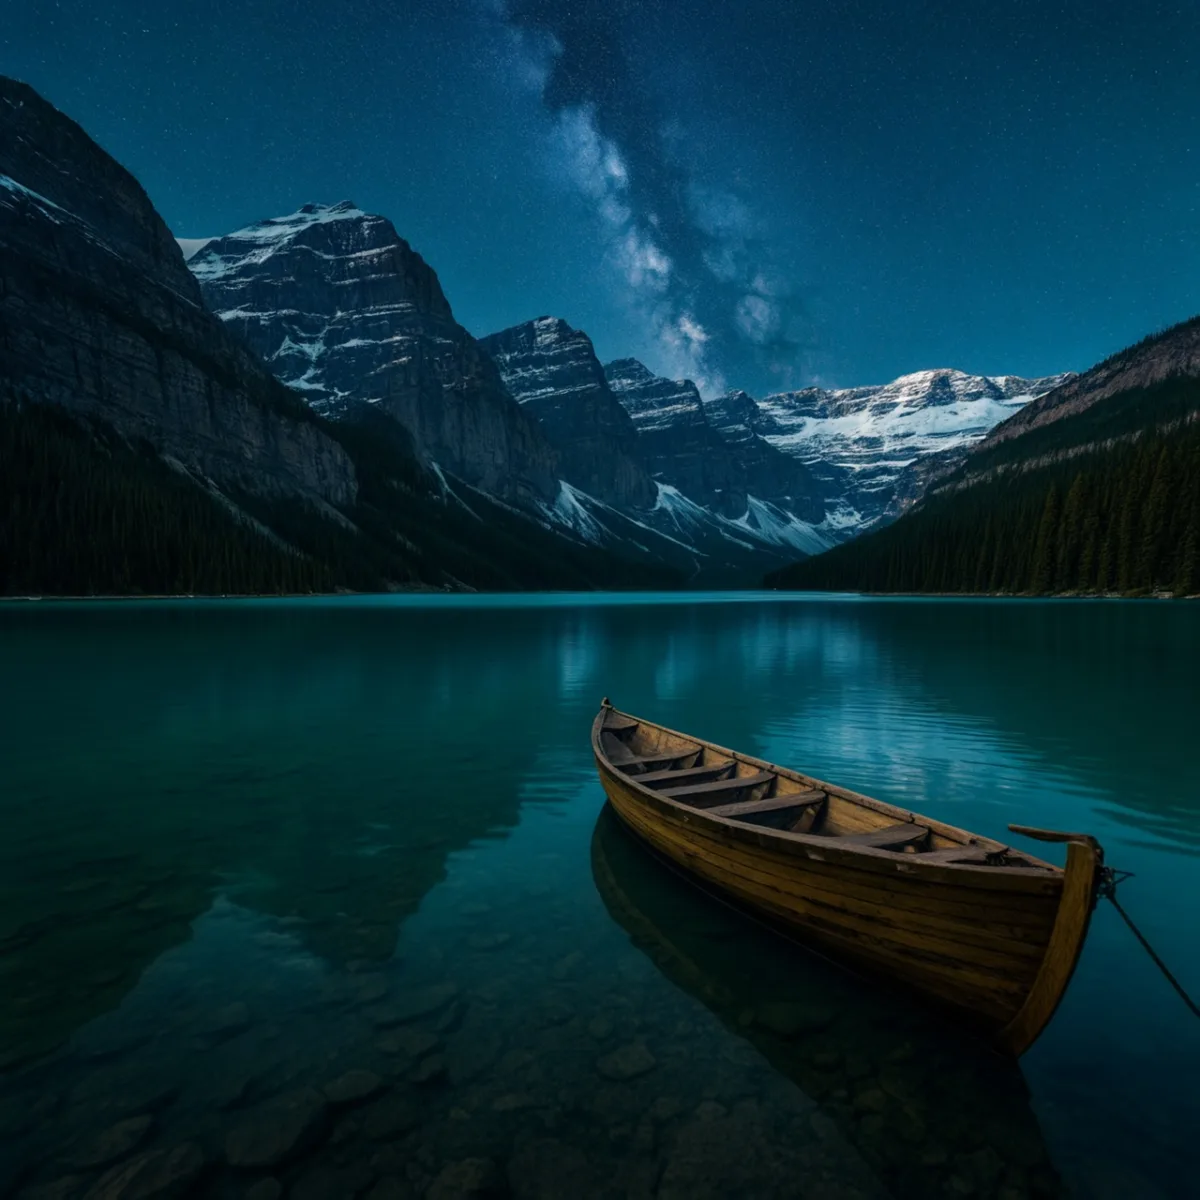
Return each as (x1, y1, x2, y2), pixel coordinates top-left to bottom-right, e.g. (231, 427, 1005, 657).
(589, 805, 1063, 1194)
(591, 700, 1106, 1056)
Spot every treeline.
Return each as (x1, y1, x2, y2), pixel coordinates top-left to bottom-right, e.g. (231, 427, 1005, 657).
(1, 399, 681, 597)
(767, 417, 1200, 597)
(0, 399, 333, 596)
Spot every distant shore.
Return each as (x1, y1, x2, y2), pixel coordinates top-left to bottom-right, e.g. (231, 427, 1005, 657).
(0, 583, 469, 601)
(3, 587, 1196, 603)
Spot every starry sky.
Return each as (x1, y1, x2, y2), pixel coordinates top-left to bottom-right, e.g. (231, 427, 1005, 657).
(5, 0, 1199, 395)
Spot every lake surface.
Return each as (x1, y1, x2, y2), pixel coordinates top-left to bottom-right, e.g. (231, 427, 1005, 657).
(1, 594, 1197, 1199)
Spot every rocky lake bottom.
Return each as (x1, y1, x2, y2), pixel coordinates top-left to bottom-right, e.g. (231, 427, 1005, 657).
(1, 595, 1197, 1198)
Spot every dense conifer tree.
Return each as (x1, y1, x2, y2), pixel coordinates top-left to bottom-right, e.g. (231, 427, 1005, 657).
(1, 398, 682, 596)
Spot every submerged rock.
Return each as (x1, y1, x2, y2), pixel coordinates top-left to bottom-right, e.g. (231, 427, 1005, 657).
(434, 1003, 466, 1035)
(465, 933, 511, 952)
(409, 1054, 447, 1086)
(377, 1029, 441, 1060)
(69, 1115, 154, 1169)
(201, 1002, 251, 1040)
(549, 952, 583, 982)
(82, 1142, 205, 1199)
(595, 1042, 656, 1082)
(224, 1088, 328, 1168)
(324, 1070, 384, 1106)
(14, 1176, 89, 1200)
(355, 978, 391, 1006)
(361, 1094, 421, 1141)
(289, 1161, 377, 1200)
(647, 1096, 682, 1123)
(363, 1179, 412, 1200)
(426, 1158, 504, 1200)
(446, 1035, 502, 1084)
(243, 1181, 282, 1200)
(751, 1001, 835, 1038)
(586, 1017, 613, 1041)
(506, 1140, 596, 1200)
(371, 986, 459, 1027)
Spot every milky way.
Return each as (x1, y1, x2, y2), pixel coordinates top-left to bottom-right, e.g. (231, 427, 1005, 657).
(5, 0, 1198, 393)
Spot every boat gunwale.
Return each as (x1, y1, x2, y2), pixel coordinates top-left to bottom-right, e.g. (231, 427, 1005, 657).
(591, 705, 1062, 888)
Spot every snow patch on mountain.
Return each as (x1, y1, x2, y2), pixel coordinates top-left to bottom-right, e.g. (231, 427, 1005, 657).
(731, 497, 835, 556)
(1, 172, 69, 221)
(757, 369, 1073, 468)
(175, 236, 212, 260)
(744, 367, 1073, 531)
(189, 203, 382, 287)
(551, 481, 608, 544)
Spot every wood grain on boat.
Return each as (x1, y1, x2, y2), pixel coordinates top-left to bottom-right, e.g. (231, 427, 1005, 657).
(591, 701, 1105, 1055)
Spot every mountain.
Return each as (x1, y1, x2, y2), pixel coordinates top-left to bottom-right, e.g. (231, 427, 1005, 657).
(0, 78, 679, 595)
(974, 315, 1200, 450)
(187, 212, 783, 581)
(189, 203, 560, 506)
(741, 368, 1073, 532)
(765, 325, 1200, 597)
(477, 317, 656, 509)
(186, 190, 1054, 583)
(702, 389, 825, 525)
(603, 358, 748, 517)
(0, 77, 356, 508)
(477, 320, 835, 572)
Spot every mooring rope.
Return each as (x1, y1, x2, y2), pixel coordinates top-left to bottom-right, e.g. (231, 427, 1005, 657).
(1101, 868, 1200, 1020)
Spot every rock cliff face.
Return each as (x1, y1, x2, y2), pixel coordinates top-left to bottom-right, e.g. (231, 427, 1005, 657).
(190, 205, 559, 505)
(701, 390, 824, 524)
(744, 368, 1073, 530)
(0, 77, 356, 506)
(477, 318, 656, 509)
(603, 358, 748, 517)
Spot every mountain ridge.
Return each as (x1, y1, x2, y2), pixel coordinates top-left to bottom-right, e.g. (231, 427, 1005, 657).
(190, 202, 562, 506)
(764, 326, 1200, 598)
(0, 78, 358, 509)
(740, 367, 1074, 531)
(0, 79, 681, 595)
(968, 316, 1200, 451)
(478, 317, 657, 509)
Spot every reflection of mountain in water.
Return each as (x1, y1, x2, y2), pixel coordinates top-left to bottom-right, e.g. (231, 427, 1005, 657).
(0, 604, 592, 1069)
(838, 601, 1200, 850)
(594, 599, 1200, 852)
(590, 805, 1064, 1200)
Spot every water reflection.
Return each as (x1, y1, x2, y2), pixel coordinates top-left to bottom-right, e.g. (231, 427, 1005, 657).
(0, 604, 597, 1069)
(1, 595, 1196, 1198)
(591, 806, 1063, 1199)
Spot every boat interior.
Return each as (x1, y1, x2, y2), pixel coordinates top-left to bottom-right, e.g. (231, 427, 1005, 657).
(601, 711, 1049, 870)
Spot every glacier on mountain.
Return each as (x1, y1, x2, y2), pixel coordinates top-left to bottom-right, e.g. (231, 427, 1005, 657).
(741, 367, 1074, 529)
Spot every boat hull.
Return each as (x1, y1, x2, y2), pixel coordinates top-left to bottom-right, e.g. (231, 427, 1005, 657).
(592, 710, 1102, 1055)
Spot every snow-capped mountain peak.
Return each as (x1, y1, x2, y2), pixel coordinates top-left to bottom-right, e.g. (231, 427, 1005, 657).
(745, 367, 1074, 528)
(188, 203, 559, 505)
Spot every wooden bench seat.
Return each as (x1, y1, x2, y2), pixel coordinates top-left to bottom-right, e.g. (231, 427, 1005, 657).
(915, 845, 990, 863)
(838, 822, 931, 850)
(659, 771, 775, 804)
(636, 762, 734, 787)
(616, 750, 701, 772)
(705, 790, 825, 821)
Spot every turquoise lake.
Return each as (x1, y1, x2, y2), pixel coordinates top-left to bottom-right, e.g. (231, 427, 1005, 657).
(1, 594, 1197, 1199)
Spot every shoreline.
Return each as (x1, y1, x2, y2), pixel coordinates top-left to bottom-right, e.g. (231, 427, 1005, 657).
(2, 587, 1196, 603)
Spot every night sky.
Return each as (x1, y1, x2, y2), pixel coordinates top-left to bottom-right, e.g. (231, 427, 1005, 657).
(6, 0, 1199, 395)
